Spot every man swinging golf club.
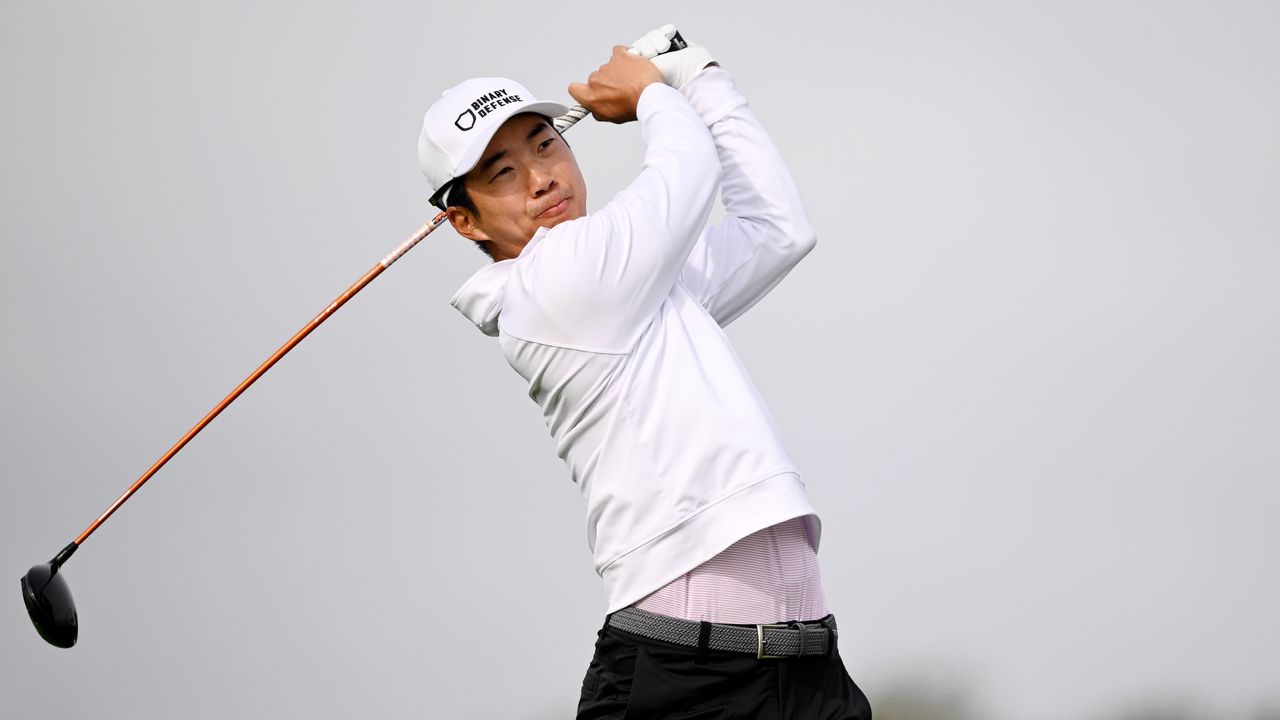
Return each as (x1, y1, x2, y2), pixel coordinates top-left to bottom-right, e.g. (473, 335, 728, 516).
(418, 26, 872, 719)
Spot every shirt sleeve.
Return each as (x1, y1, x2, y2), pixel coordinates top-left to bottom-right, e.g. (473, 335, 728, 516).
(512, 82, 720, 352)
(676, 67, 818, 327)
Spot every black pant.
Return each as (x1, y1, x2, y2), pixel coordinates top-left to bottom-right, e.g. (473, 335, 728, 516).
(576, 616, 873, 720)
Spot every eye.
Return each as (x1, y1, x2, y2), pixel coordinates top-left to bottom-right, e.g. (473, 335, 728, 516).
(538, 138, 556, 152)
(491, 166, 512, 182)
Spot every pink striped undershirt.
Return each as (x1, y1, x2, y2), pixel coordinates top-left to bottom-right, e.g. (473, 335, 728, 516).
(631, 516, 830, 624)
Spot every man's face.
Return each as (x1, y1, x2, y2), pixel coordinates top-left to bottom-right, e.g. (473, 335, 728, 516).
(448, 112, 587, 260)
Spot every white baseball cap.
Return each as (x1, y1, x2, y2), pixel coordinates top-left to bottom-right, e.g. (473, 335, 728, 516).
(418, 77, 569, 210)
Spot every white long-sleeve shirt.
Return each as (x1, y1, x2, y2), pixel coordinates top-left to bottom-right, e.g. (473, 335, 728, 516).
(451, 69, 819, 612)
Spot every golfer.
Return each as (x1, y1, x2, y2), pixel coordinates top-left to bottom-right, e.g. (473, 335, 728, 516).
(418, 26, 872, 719)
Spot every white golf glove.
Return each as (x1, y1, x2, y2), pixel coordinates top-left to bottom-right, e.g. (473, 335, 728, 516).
(629, 24, 716, 89)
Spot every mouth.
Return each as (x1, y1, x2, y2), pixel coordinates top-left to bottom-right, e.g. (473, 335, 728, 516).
(536, 196, 572, 219)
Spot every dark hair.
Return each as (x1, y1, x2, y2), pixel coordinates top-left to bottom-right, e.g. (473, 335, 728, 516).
(446, 179, 479, 217)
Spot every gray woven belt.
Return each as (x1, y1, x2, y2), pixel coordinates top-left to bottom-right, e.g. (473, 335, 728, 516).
(608, 607, 837, 659)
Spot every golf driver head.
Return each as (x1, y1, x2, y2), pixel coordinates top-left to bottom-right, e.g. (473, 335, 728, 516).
(21, 561, 78, 648)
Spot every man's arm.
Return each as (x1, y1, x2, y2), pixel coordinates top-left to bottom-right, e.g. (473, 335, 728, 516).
(677, 67, 818, 327)
(510, 49, 719, 352)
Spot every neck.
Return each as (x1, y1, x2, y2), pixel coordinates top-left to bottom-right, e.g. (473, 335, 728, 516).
(486, 236, 531, 263)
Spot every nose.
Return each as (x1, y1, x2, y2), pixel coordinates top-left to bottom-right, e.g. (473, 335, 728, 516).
(529, 163, 556, 198)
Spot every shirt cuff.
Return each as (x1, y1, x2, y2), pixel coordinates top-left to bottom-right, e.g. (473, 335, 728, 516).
(636, 81, 688, 123)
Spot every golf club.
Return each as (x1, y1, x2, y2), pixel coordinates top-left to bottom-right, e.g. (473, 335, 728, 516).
(21, 30, 687, 649)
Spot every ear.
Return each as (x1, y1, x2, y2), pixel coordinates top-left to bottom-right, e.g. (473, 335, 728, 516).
(446, 206, 490, 243)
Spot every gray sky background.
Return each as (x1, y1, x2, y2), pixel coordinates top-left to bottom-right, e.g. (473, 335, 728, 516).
(3, 2, 1277, 718)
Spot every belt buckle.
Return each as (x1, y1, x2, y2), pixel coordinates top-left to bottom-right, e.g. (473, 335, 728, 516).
(756, 623, 790, 659)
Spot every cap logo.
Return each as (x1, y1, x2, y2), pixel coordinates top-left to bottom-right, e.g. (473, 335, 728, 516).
(454, 109, 476, 131)
(468, 88, 522, 120)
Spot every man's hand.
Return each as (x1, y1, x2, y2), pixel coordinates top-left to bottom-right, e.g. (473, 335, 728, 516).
(568, 46, 664, 124)
(630, 24, 717, 90)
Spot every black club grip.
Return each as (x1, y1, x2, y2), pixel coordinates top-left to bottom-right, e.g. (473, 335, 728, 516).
(663, 30, 688, 54)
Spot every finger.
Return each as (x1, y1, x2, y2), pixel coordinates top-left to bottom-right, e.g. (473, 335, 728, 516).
(567, 81, 592, 106)
(630, 26, 671, 58)
(630, 36, 657, 59)
(654, 24, 675, 52)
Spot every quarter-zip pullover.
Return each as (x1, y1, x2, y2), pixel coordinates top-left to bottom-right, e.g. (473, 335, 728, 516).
(451, 70, 819, 612)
